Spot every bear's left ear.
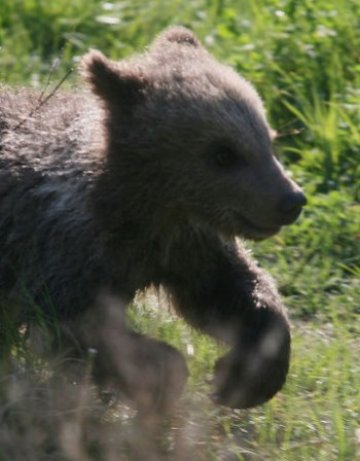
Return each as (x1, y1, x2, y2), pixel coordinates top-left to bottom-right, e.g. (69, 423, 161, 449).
(81, 50, 148, 110)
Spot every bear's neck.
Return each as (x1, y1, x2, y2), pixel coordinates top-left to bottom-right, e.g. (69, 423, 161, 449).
(90, 152, 195, 293)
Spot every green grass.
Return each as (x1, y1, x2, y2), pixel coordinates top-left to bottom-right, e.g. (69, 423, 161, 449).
(0, 0, 359, 460)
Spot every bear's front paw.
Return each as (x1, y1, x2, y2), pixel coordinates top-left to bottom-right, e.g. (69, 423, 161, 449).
(212, 323, 290, 409)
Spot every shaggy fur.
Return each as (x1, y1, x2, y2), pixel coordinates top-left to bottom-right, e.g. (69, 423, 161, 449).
(0, 27, 306, 411)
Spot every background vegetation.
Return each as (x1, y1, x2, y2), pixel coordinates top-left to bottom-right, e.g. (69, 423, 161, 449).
(0, 0, 359, 460)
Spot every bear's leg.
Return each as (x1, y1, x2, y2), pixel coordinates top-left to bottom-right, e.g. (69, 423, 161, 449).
(164, 234, 290, 409)
(91, 331, 189, 415)
(211, 307, 290, 409)
(56, 299, 188, 415)
(0, 304, 22, 360)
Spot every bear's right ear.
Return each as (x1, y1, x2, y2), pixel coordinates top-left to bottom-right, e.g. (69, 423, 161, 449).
(157, 26, 200, 47)
(81, 50, 148, 110)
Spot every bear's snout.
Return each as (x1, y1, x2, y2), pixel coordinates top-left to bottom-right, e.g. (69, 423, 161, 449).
(277, 190, 307, 225)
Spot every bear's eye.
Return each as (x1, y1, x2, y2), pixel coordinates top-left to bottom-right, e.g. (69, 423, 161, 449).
(210, 143, 244, 169)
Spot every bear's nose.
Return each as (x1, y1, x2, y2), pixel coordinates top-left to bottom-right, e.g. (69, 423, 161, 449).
(278, 191, 307, 224)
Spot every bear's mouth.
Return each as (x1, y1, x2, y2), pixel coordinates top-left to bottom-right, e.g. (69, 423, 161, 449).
(233, 213, 281, 241)
(194, 207, 281, 241)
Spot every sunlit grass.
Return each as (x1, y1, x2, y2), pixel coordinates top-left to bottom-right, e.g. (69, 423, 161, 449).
(127, 300, 359, 460)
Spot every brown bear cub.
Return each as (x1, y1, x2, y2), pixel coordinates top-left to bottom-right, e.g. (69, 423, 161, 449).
(0, 27, 306, 412)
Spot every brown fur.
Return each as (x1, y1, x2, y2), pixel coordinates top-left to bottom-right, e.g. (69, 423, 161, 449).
(0, 27, 306, 411)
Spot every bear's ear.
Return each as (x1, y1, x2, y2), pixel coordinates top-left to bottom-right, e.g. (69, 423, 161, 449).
(81, 50, 148, 110)
(270, 128, 278, 141)
(154, 26, 201, 49)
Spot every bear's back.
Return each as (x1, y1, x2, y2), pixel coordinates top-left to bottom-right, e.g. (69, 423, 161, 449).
(0, 87, 102, 176)
(0, 88, 108, 319)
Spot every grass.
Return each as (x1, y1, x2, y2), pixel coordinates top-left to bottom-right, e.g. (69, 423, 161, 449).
(0, 0, 359, 460)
